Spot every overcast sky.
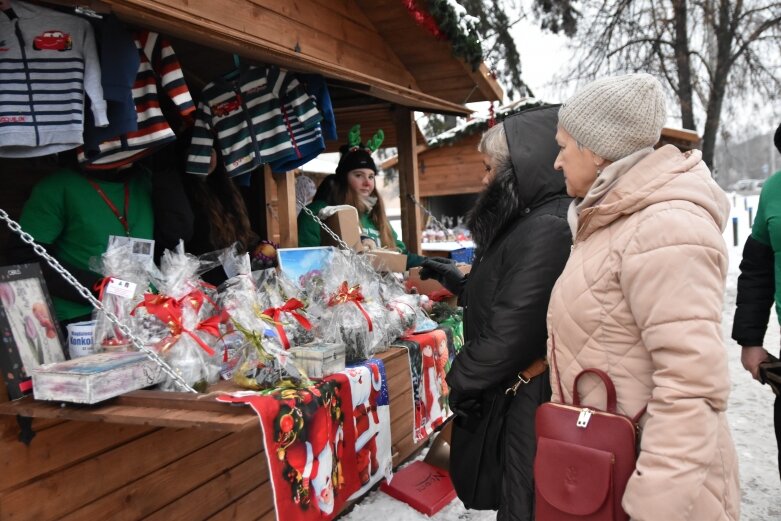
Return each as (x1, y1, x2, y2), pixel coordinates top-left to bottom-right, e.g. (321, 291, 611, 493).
(504, 14, 779, 138)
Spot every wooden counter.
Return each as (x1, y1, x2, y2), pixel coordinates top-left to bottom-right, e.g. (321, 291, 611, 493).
(0, 347, 420, 521)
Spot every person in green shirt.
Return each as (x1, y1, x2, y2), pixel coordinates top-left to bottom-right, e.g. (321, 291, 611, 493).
(732, 122, 781, 478)
(297, 145, 424, 268)
(14, 157, 193, 328)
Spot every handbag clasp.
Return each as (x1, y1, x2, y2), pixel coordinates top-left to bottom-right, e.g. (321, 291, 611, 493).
(576, 408, 592, 428)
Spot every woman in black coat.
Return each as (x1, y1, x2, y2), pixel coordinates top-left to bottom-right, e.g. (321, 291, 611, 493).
(420, 105, 572, 520)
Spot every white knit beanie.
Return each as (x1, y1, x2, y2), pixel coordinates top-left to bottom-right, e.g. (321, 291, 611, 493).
(558, 73, 667, 161)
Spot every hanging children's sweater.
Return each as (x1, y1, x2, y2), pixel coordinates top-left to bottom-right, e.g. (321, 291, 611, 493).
(78, 30, 195, 169)
(186, 65, 322, 177)
(0, 1, 107, 158)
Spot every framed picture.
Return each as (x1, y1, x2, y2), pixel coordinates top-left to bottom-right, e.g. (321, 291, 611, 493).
(277, 247, 334, 287)
(0, 263, 65, 400)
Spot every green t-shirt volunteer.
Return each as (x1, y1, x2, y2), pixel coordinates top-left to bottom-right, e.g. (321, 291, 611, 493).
(297, 199, 424, 268)
(751, 170, 781, 322)
(19, 169, 154, 321)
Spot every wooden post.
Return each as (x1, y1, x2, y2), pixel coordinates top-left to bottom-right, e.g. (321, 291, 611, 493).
(394, 106, 421, 255)
(274, 170, 298, 247)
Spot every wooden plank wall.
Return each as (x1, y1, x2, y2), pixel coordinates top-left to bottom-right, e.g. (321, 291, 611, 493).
(418, 133, 485, 197)
(112, 0, 419, 93)
(0, 348, 420, 520)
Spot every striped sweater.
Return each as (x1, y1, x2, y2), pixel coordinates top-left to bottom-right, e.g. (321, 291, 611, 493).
(186, 66, 322, 177)
(78, 31, 195, 169)
(0, 1, 107, 158)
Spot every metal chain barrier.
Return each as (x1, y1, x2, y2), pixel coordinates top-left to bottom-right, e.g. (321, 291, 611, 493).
(405, 193, 468, 249)
(297, 199, 387, 281)
(0, 208, 197, 394)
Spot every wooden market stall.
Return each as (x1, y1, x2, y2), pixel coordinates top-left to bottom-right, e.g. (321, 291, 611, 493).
(0, 0, 503, 261)
(0, 1, 501, 519)
(0, 348, 419, 521)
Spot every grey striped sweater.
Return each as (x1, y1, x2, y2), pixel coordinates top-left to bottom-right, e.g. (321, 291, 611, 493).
(0, 1, 107, 158)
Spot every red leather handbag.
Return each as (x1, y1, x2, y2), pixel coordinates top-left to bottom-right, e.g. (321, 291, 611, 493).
(534, 342, 645, 521)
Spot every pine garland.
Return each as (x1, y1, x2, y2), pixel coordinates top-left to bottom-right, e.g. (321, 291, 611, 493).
(427, 100, 546, 148)
(424, 0, 484, 70)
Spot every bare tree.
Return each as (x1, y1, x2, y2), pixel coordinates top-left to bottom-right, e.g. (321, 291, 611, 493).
(534, 0, 781, 167)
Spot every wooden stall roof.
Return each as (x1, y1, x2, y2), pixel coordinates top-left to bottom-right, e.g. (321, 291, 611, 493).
(47, 0, 501, 118)
(41, 0, 504, 151)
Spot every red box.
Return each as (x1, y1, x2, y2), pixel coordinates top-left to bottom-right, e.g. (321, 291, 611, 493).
(380, 460, 457, 515)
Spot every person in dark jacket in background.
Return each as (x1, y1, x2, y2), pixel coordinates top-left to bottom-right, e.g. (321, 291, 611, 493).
(732, 122, 781, 478)
(420, 105, 572, 520)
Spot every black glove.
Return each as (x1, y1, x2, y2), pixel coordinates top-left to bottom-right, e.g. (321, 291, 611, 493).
(419, 257, 466, 295)
(448, 387, 483, 419)
(759, 353, 781, 396)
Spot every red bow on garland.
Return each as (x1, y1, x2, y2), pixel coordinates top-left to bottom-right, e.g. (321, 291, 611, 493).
(402, 0, 444, 39)
(131, 290, 222, 356)
(263, 298, 313, 350)
(327, 282, 373, 332)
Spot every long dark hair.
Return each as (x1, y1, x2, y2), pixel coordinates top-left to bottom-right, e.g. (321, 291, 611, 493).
(331, 174, 397, 250)
(189, 167, 258, 250)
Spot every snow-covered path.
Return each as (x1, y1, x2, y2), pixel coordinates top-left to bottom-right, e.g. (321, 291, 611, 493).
(342, 193, 778, 520)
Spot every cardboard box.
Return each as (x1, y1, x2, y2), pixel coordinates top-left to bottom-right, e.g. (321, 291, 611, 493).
(290, 342, 346, 379)
(366, 250, 408, 273)
(407, 264, 471, 295)
(320, 206, 362, 250)
(32, 351, 165, 404)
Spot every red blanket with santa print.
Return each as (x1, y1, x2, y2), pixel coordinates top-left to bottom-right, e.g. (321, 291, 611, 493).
(217, 359, 392, 521)
(392, 329, 452, 442)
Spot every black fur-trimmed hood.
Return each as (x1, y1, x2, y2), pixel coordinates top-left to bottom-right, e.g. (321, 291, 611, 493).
(467, 163, 519, 251)
(468, 105, 567, 251)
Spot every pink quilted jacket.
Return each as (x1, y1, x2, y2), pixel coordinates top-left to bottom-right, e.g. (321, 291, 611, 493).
(547, 146, 740, 520)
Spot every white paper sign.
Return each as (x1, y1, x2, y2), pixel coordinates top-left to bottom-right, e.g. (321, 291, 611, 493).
(105, 277, 137, 299)
(107, 235, 155, 260)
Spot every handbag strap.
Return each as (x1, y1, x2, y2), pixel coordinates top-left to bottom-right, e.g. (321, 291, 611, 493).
(572, 368, 618, 414)
(552, 335, 647, 422)
(550, 335, 565, 401)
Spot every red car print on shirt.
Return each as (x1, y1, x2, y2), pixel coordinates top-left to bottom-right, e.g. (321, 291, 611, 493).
(212, 96, 242, 118)
(33, 31, 73, 51)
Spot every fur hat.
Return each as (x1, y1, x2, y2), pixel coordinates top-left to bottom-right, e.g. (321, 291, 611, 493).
(559, 73, 667, 161)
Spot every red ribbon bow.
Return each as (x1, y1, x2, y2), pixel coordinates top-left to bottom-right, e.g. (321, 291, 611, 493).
(327, 282, 373, 332)
(93, 276, 113, 301)
(131, 291, 221, 356)
(262, 298, 313, 349)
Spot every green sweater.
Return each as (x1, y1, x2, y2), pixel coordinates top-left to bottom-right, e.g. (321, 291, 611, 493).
(19, 169, 153, 320)
(297, 200, 424, 268)
(752, 170, 781, 321)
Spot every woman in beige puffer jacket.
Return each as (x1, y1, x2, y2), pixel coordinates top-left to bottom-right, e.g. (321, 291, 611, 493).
(546, 73, 740, 521)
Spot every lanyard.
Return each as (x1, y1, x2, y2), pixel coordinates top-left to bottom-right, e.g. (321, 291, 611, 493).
(87, 179, 130, 236)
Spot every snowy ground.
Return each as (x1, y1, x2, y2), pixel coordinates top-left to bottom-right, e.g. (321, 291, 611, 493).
(342, 193, 778, 520)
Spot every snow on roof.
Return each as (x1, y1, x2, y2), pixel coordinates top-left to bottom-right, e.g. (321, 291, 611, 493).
(427, 98, 545, 148)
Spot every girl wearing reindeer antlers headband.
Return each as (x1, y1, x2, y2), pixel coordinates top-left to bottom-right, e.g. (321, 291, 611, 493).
(297, 125, 425, 269)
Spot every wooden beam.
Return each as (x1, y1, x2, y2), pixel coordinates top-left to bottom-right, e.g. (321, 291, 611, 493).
(274, 171, 298, 248)
(379, 144, 428, 170)
(460, 62, 504, 103)
(394, 107, 421, 255)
